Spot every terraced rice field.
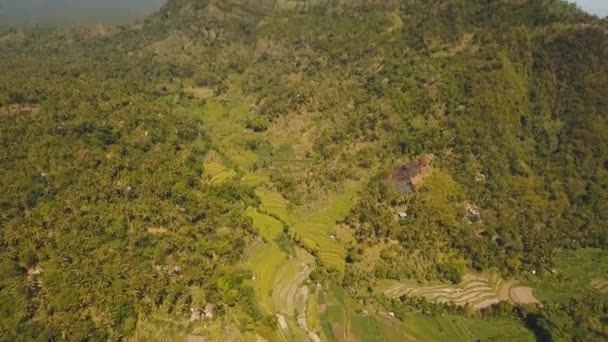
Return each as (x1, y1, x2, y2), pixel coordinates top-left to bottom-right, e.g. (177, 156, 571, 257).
(499, 282, 541, 305)
(246, 208, 284, 241)
(306, 287, 321, 336)
(204, 161, 236, 184)
(318, 282, 389, 342)
(198, 90, 258, 171)
(380, 273, 539, 310)
(255, 188, 296, 225)
(245, 243, 287, 314)
(290, 184, 360, 274)
(245, 204, 317, 340)
(241, 174, 270, 187)
(271, 254, 315, 341)
(272, 261, 311, 315)
(244, 208, 311, 319)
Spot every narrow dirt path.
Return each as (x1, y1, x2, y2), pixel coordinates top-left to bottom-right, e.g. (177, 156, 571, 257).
(296, 286, 322, 342)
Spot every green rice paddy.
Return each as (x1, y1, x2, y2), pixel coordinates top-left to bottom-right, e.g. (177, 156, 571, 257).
(290, 183, 360, 275)
(534, 248, 608, 303)
(246, 207, 284, 241)
(256, 187, 296, 225)
(245, 242, 287, 314)
(241, 174, 270, 187)
(204, 161, 236, 185)
(401, 314, 534, 342)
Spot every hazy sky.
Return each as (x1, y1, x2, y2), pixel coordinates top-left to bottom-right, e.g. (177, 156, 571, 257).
(570, 0, 608, 17)
(0, 0, 606, 27)
(0, 0, 166, 26)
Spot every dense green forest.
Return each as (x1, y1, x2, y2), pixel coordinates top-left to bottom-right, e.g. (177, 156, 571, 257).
(1, 0, 607, 341)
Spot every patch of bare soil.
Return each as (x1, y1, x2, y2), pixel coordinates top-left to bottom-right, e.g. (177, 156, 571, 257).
(186, 335, 205, 342)
(509, 286, 540, 305)
(147, 227, 168, 235)
(276, 314, 288, 330)
(386, 155, 433, 194)
(185, 87, 214, 100)
(255, 333, 268, 342)
(146, 31, 203, 59)
(2, 104, 40, 115)
(496, 280, 517, 302)
(473, 298, 500, 310)
(273, 263, 311, 316)
(74, 24, 115, 38)
(317, 304, 327, 315)
(591, 279, 608, 294)
(0, 30, 25, 45)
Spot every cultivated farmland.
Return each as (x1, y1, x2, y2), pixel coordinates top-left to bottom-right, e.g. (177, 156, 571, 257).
(400, 313, 535, 342)
(533, 248, 608, 303)
(290, 183, 360, 275)
(204, 161, 236, 185)
(380, 273, 540, 309)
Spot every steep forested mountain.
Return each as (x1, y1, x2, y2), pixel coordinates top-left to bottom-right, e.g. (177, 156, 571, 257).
(1, 1, 607, 341)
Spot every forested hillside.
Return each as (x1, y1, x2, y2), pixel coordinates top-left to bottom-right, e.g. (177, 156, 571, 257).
(1, 0, 607, 341)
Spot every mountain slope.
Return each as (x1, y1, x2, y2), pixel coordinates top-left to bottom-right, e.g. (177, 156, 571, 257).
(0, 0, 607, 340)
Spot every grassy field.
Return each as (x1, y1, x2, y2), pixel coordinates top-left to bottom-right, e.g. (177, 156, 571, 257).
(131, 317, 187, 342)
(132, 310, 264, 342)
(284, 315, 309, 342)
(318, 282, 390, 342)
(534, 248, 608, 303)
(306, 288, 320, 336)
(401, 314, 534, 342)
